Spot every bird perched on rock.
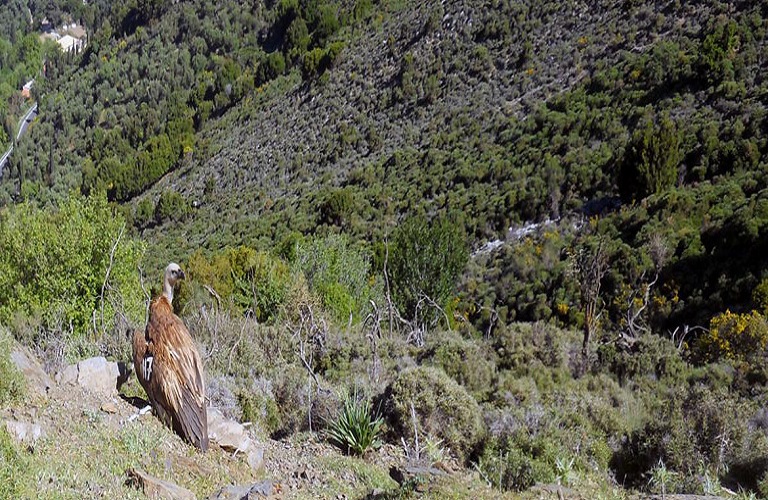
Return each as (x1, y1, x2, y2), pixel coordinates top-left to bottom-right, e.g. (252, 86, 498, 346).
(133, 263, 209, 451)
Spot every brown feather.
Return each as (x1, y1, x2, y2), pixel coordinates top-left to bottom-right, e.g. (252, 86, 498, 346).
(134, 295, 209, 451)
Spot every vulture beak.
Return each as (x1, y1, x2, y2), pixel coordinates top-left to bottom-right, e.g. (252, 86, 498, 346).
(178, 270, 186, 280)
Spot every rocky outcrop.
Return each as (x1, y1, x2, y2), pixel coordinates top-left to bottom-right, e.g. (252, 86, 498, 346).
(10, 343, 53, 397)
(56, 357, 119, 396)
(127, 468, 196, 500)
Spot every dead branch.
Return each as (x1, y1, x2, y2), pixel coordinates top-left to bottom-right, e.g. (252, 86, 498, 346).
(288, 303, 329, 394)
(203, 284, 222, 310)
(99, 223, 125, 337)
(384, 237, 394, 338)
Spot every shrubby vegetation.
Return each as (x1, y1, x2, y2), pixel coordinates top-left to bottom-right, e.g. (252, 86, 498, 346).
(3, 0, 768, 497)
(0, 194, 144, 364)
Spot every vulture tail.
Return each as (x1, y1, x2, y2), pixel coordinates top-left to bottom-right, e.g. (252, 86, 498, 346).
(176, 385, 209, 452)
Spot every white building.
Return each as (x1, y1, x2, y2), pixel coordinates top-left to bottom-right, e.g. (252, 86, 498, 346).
(57, 34, 84, 53)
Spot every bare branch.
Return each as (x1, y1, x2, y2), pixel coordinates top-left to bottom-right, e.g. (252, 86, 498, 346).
(203, 284, 222, 310)
(99, 223, 125, 337)
(384, 237, 394, 338)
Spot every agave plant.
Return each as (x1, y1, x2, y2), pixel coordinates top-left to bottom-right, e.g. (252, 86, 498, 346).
(326, 391, 383, 456)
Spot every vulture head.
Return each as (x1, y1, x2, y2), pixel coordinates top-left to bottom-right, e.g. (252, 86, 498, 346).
(162, 262, 186, 303)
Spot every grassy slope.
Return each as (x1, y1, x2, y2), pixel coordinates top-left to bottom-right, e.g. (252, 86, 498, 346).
(0, 379, 517, 499)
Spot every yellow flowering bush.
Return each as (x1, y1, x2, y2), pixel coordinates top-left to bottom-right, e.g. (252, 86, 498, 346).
(699, 310, 768, 363)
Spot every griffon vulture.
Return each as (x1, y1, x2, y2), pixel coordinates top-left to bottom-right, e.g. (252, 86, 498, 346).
(133, 263, 209, 451)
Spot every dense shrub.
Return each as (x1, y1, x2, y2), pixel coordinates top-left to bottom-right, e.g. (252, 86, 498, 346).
(296, 234, 376, 324)
(418, 330, 496, 400)
(237, 384, 281, 437)
(182, 246, 296, 323)
(597, 334, 687, 387)
(618, 111, 681, 202)
(611, 384, 767, 491)
(493, 322, 580, 374)
(385, 366, 483, 462)
(476, 439, 556, 491)
(0, 195, 145, 336)
(697, 309, 768, 365)
(389, 215, 468, 325)
(154, 190, 190, 223)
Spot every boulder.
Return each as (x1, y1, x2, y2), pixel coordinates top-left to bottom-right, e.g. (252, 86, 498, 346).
(57, 357, 119, 396)
(389, 464, 448, 487)
(5, 420, 44, 446)
(207, 408, 264, 471)
(127, 468, 196, 500)
(56, 363, 78, 386)
(10, 344, 53, 397)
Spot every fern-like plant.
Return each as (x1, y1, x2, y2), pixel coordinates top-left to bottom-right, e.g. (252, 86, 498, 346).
(326, 392, 383, 456)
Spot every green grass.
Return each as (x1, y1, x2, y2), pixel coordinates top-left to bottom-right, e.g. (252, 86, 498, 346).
(4, 397, 256, 498)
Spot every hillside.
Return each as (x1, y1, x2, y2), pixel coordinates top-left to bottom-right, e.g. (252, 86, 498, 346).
(3, 0, 768, 497)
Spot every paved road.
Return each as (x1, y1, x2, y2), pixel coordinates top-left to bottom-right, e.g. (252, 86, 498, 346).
(0, 102, 37, 176)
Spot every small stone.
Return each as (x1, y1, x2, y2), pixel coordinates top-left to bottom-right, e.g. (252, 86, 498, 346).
(5, 420, 44, 446)
(101, 401, 119, 414)
(208, 485, 250, 500)
(207, 407, 264, 471)
(207, 480, 277, 499)
(126, 468, 196, 500)
(207, 408, 250, 452)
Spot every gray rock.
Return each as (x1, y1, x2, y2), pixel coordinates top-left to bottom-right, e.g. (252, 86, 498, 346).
(207, 407, 264, 471)
(56, 364, 78, 386)
(5, 420, 44, 446)
(207, 480, 277, 499)
(10, 343, 53, 397)
(127, 468, 196, 500)
(207, 407, 249, 452)
(57, 357, 119, 395)
(246, 446, 264, 471)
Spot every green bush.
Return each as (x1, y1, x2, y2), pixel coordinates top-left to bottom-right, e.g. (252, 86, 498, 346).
(699, 19, 739, 83)
(0, 195, 145, 336)
(389, 215, 468, 325)
(154, 189, 190, 223)
(619, 113, 682, 201)
(611, 384, 765, 491)
(596, 334, 687, 387)
(296, 234, 375, 324)
(493, 322, 580, 374)
(318, 187, 356, 227)
(419, 330, 496, 401)
(385, 366, 483, 463)
(476, 440, 556, 491)
(183, 246, 295, 323)
(238, 388, 280, 436)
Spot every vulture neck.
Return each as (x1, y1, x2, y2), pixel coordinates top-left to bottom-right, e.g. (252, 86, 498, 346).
(162, 278, 174, 304)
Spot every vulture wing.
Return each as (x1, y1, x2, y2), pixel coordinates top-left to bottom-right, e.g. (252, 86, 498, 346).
(135, 298, 209, 451)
